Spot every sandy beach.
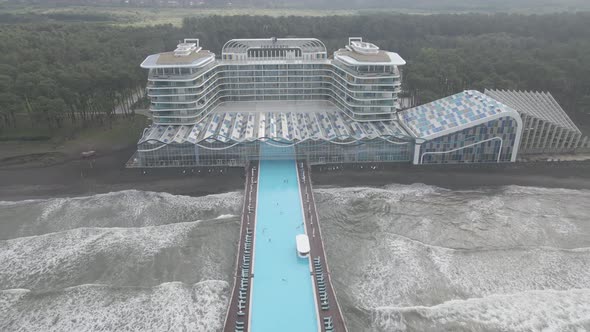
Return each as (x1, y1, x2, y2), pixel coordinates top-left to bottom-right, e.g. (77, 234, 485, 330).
(311, 161, 590, 191)
(0, 146, 244, 201)
(2, 143, 590, 201)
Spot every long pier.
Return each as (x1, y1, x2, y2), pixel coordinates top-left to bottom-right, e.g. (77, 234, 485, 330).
(223, 157, 347, 331)
(223, 162, 258, 332)
(297, 161, 348, 332)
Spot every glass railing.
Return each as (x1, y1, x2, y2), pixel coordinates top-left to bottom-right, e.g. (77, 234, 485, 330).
(151, 103, 197, 110)
(149, 65, 401, 89)
(332, 62, 401, 79)
(148, 62, 217, 81)
(149, 90, 400, 124)
(151, 96, 200, 102)
(152, 117, 199, 124)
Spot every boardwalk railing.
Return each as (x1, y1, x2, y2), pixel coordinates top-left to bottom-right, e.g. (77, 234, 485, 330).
(223, 162, 259, 332)
(297, 161, 348, 332)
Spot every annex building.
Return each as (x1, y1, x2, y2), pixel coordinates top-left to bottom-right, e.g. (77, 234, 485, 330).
(128, 37, 589, 167)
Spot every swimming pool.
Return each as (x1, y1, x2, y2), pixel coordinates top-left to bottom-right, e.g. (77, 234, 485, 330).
(249, 144, 319, 332)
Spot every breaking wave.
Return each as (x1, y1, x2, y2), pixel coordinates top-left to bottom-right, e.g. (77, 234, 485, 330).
(373, 288, 590, 332)
(0, 219, 239, 291)
(0, 190, 240, 331)
(0, 280, 229, 332)
(0, 189, 242, 240)
(315, 184, 590, 331)
(2, 184, 589, 331)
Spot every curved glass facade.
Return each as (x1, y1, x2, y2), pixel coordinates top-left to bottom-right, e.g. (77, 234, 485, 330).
(419, 117, 518, 164)
(145, 38, 404, 125)
(136, 138, 413, 167)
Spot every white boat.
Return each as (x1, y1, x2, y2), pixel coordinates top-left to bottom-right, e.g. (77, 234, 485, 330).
(296, 234, 310, 258)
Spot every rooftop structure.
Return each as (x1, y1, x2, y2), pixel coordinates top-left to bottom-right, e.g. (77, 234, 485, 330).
(485, 89, 589, 154)
(222, 38, 327, 61)
(399, 90, 523, 164)
(400, 90, 519, 139)
(141, 38, 215, 68)
(485, 90, 580, 133)
(334, 37, 406, 66)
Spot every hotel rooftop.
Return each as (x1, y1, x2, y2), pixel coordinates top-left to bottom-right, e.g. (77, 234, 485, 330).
(400, 90, 517, 139)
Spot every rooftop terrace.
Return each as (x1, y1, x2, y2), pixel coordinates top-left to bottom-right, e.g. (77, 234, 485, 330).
(141, 50, 215, 68)
(156, 50, 214, 65)
(333, 37, 405, 66)
(334, 49, 406, 66)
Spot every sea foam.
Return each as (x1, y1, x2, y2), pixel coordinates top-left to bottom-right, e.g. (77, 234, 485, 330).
(0, 219, 238, 291)
(0, 280, 229, 332)
(315, 184, 590, 331)
(0, 189, 243, 240)
(372, 288, 590, 332)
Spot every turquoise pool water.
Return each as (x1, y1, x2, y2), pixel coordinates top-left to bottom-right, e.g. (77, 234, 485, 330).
(250, 144, 318, 332)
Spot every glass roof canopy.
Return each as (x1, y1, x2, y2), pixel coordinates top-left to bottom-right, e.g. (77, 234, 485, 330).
(140, 91, 530, 149)
(399, 90, 522, 140)
(139, 102, 411, 148)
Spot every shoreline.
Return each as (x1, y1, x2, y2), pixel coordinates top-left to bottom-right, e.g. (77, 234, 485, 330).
(2, 145, 590, 201)
(0, 146, 244, 201)
(311, 161, 590, 191)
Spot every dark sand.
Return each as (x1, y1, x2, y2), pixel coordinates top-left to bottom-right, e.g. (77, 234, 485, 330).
(311, 161, 590, 191)
(0, 146, 244, 201)
(1, 144, 590, 201)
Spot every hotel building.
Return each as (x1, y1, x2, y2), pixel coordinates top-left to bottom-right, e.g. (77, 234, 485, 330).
(130, 37, 589, 167)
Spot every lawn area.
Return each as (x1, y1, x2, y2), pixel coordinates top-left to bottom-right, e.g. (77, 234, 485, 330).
(115, 7, 358, 27)
(0, 5, 358, 26)
(3, 3, 589, 27)
(0, 114, 149, 166)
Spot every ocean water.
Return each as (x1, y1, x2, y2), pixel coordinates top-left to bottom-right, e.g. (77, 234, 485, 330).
(314, 184, 590, 332)
(1, 185, 589, 331)
(0, 190, 242, 331)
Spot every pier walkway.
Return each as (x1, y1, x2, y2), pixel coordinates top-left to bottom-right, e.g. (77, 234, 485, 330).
(249, 157, 318, 331)
(223, 144, 347, 331)
(223, 162, 258, 332)
(297, 161, 348, 332)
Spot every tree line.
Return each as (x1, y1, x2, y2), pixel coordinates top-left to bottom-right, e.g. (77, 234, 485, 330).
(0, 23, 181, 129)
(8, 0, 590, 11)
(182, 13, 590, 117)
(1, 12, 589, 131)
